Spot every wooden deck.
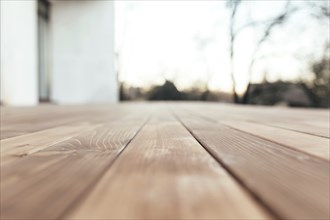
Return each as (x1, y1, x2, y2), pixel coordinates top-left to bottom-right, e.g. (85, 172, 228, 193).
(1, 103, 329, 219)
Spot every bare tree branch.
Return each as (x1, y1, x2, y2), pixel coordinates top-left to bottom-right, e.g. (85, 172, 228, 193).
(227, 0, 241, 103)
(243, 1, 298, 104)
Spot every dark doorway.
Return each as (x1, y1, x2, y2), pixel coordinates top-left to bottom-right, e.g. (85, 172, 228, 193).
(38, 0, 50, 102)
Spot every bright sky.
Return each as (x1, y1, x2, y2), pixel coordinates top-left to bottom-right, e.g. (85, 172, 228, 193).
(115, 1, 328, 94)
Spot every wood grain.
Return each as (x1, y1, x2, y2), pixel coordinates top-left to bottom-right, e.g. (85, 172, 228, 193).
(180, 103, 330, 138)
(66, 111, 271, 219)
(220, 120, 330, 161)
(1, 123, 98, 165)
(1, 108, 150, 219)
(0, 104, 138, 140)
(185, 107, 329, 161)
(1, 103, 328, 219)
(174, 106, 330, 219)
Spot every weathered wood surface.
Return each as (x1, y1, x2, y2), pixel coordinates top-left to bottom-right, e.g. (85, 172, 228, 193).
(1, 103, 329, 219)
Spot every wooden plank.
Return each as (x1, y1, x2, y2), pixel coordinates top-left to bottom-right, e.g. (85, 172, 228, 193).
(220, 120, 330, 161)
(0, 105, 78, 139)
(182, 103, 330, 138)
(185, 107, 329, 161)
(174, 108, 330, 219)
(1, 123, 98, 164)
(258, 121, 329, 138)
(1, 110, 150, 219)
(0, 105, 112, 140)
(66, 111, 272, 219)
(0, 104, 139, 140)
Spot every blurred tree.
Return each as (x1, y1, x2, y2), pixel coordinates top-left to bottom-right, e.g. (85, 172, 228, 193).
(243, 81, 314, 107)
(309, 1, 330, 19)
(226, 0, 299, 104)
(227, 0, 241, 103)
(243, 1, 298, 104)
(120, 81, 233, 102)
(194, 35, 215, 101)
(148, 80, 183, 101)
(305, 1, 330, 107)
(307, 46, 330, 108)
(116, 3, 137, 101)
(119, 82, 126, 101)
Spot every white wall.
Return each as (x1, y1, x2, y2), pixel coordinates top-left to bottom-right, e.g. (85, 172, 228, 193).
(0, 0, 38, 106)
(51, 0, 118, 104)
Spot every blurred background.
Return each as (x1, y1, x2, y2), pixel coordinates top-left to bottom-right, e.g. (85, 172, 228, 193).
(1, 0, 329, 107)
